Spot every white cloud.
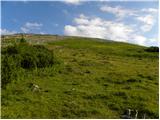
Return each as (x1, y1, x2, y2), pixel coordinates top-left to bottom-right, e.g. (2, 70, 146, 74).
(64, 14, 151, 46)
(21, 27, 29, 33)
(136, 15, 155, 32)
(74, 14, 89, 25)
(63, 0, 82, 5)
(21, 22, 43, 33)
(100, 5, 137, 19)
(130, 35, 147, 46)
(100, 5, 158, 33)
(100, 5, 158, 19)
(136, 9, 157, 32)
(40, 32, 46, 35)
(136, 15, 154, 25)
(140, 24, 153, 32)
(25, 22, 42, 28)
(0, 28, 16, 35)
(141, 8, 158, 14)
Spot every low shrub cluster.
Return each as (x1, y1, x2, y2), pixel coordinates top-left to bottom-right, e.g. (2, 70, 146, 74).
(145, 46, 159, 52)
(1, 42, 57, 88)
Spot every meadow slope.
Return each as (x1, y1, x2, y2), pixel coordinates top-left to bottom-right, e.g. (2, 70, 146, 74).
(1, 35, 159, 118)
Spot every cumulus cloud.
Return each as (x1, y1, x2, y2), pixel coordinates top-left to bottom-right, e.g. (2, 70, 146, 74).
(100, 5, 137, 19)
(141, 8, 158, 14)
(136, 15, 154, 25)
(74, 14, 89, 25)
(136, 15, 155, 32)
(100, 5, 158, 18)
(21, 27, 29, 33)
(0, 28, 16, 35)
(100, 5, 158, 33)
(21, 22, 43, 33)
(63, 0, 82, 5)
(64, 14, 158, 46)
(25, 22, 42, 28)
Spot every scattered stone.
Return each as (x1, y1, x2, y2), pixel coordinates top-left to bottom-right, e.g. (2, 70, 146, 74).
(134, 110, 138, 119)
(31, 84, 40, 92)
(121, 109, 139, 119)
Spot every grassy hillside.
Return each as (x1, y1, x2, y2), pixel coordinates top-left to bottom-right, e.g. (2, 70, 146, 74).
(1, 34, 159, 118)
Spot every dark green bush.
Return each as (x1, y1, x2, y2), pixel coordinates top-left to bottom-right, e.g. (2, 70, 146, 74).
(1, 43, 57, 88)
(2, 45, 18, 55)
(1, 55, 18, 88)
(20, 34, 27, 43)
(145, 46, 159, 52)
(20, 52, 37, 69)
(33, 45, 54, 68)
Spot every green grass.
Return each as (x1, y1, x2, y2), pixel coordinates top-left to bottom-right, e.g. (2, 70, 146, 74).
(1, 35, 159, 118)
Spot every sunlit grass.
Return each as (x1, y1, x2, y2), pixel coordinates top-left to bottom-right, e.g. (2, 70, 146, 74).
(1, 35, 159, 118)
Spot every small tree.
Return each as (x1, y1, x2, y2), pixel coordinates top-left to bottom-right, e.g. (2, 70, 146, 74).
(20, 34, 27, 43)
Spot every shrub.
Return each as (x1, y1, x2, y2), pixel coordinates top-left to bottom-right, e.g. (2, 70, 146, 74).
(1, 55, 18, 88)
(145, 46, 159, 52)
(2, 45, 18, 55)
(33, 45, 54, 68)
(20, 52, 37, 69)
(1, 43, 57, 88)
(20, 34, 27, 43)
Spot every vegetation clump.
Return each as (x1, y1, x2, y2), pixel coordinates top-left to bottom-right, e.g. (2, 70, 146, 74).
(145, 46, 159, 52)
(1, 42, 57, 88)
(20, 35, 27, 43)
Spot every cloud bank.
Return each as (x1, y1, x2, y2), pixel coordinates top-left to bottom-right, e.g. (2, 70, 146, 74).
(63, 0, 82, 5)
(64, 5, 158, 46)
(0, 29, 16, 35)
(21, 22, 43, 33)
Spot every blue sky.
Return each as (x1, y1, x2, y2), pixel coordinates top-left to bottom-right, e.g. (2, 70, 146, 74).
(1, 0, 159, 46)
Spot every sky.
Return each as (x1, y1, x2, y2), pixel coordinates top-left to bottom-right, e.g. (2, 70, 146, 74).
(1, 0, 159, 46)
